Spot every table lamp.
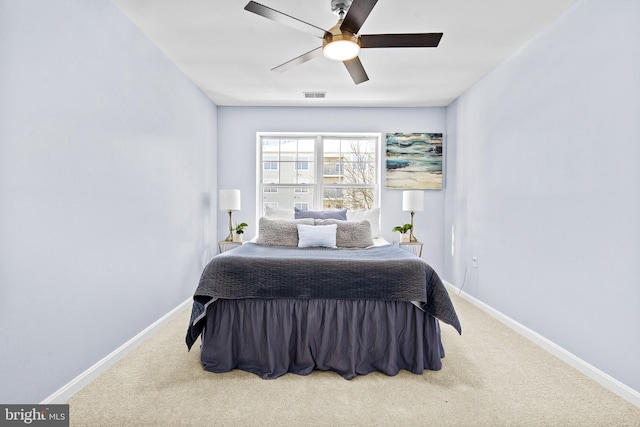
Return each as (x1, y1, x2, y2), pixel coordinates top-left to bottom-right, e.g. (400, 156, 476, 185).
(219, 189, 241, 242)
(402, 190, 424, 242)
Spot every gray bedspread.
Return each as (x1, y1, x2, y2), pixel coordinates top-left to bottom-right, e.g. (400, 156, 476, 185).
(187, 243, 461, 349)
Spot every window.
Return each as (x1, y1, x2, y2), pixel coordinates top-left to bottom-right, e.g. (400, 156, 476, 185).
(258, 133, 379, 212)
(349, 155, 366, 170)
(295, 156, 309, 170)
(324, 188, 343, 199)
(263, 155, 278, 171)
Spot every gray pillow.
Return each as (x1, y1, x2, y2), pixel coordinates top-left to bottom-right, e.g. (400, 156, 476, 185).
(256, 217, 315, 246)
(314, 219, 374, 248)
(294, 207, 347, 220)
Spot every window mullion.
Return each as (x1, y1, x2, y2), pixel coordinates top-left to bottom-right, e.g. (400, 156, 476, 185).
(315, 135, 323, 208)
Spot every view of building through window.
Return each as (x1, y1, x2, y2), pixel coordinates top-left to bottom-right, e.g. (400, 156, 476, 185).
(259, 134, 379, 213)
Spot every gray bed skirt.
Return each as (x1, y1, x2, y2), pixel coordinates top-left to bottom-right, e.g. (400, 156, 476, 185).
(199, 298, 445, 379)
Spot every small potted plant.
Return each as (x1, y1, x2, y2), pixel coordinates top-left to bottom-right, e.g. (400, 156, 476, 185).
(233, 222, 248, 243)
(392, 223, 412, 243)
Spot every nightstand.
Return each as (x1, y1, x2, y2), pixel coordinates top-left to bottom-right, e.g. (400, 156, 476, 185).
(398, 241, 424, 257)
(217, 240, 243, 254)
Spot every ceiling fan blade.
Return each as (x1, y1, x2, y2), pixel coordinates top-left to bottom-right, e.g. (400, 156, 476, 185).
(244, 1, 329, 39)
(360, 33, 443, 48)
(271, 47, 324, 73)
(341, 0, 379, 34)
(343, 57, 369, 85)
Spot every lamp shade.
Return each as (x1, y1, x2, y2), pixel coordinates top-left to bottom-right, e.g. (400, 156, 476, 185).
(402, 190, 424, 212)
(219, 189, 241, 211)
(323, 39, 360, 61)
(322, 24, 361, 61)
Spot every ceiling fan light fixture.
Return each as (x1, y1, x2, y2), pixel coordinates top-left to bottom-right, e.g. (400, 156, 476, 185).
(322, 34, 360, 61)
(244, 0, 443, 84)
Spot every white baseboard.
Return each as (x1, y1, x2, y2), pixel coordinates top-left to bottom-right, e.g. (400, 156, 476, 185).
(444, 281, 640, 409)
(43, 288, 640, 409)
(40, 298, 192, 404)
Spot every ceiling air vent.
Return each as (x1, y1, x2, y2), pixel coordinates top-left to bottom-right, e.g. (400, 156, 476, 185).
(303, 92, 326, 99)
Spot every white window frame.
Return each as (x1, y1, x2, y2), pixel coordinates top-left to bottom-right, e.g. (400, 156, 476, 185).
(256, 132, 380, 217)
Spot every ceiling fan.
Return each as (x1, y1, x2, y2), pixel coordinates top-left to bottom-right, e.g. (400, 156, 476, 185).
(244, 0, 443, 85)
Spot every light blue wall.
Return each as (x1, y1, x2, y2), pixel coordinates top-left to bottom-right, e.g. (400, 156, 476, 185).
(3, 0, 637, 405)
(0, 1, 217, 402)
(217, 107, 447, 271)
(444, 0, 640, 392)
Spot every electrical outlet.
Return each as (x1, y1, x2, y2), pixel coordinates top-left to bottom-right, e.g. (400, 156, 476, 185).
(472, 256, 478, 268)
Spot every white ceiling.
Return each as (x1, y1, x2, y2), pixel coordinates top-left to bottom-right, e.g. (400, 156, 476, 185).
(111, 0, 577, 107)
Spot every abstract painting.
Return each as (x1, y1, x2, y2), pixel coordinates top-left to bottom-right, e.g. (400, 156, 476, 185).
(385, 133, 443, 190)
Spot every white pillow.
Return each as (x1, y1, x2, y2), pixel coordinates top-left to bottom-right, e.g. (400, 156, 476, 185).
(264, 206, 294, 219)
(347, 208, 381, 237)
(296, 224, 337, 248)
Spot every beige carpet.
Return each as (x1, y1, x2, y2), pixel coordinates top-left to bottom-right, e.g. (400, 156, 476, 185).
(67, 293, 640, 426)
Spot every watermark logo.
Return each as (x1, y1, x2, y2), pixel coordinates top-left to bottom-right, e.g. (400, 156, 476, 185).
(1, 405, 68, 426)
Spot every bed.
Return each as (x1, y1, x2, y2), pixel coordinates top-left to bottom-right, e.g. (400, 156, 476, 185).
(186, 211, 461, 380)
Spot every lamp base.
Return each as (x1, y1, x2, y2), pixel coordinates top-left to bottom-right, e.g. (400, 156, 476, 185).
(409, 210, 418, 242)
(225, 210, 234, 242)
